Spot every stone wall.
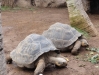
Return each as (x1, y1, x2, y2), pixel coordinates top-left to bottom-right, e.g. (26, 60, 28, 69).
(34, 0, 67, 7)
(2, 0, 14, 7)
(15, 0, 32, 8)
(1, 0, 90, 10)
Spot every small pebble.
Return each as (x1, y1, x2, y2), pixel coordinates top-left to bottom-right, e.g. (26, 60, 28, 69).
(90, 52, 94, 55)
(95, 66, 99, 68)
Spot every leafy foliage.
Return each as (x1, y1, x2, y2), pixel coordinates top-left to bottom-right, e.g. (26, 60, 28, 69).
(88, 54, 99, 64)
(86, 47, 99, 52)
(86, 47, 99, 64)
(75, 47, 99, 64)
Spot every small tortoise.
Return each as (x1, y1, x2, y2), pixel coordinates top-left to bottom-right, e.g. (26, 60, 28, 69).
(42, 22, 89, 55)
(6, 34, 68, 75)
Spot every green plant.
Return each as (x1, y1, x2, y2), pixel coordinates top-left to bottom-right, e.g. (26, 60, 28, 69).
(1, 6, 22, 11)
(88, 54, 99, 64)
(12, 7, 21, 10)
(1, 6, 11, 11)
(86, 47, 99, 52)
(75, 50, 99, 64)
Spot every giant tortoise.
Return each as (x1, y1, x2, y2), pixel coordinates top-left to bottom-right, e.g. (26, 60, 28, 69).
(42, 22, 89, 55)
(6, 34, 68, 75)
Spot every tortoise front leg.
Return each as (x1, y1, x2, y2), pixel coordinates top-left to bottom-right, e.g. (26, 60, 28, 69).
(34, 57, 45, 75)
(71, 40, 81, 55)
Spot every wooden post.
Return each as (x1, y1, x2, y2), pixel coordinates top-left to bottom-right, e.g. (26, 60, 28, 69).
(66, 0, 98, 36)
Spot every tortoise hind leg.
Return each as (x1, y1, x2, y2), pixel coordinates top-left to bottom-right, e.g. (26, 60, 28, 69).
(34, 57, 45, 75)
(71, 40, 82, 55)
(6, 54, 12, 64)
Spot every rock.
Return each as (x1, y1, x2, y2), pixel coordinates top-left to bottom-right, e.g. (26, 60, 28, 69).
(82, 0, 90, 12)
(16, 0, 32, 8)
(95, 66, 99, 68)
(66, 0, 98, 37)
(34, 0, 67, 7)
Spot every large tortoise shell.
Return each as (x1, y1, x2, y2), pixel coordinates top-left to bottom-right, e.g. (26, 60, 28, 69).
(10, 34, 56, 65)
(42, 22, 81, 48)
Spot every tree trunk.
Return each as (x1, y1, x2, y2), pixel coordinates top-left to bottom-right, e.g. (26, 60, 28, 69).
(66, 0, 98, 37)
(0, 1, 7, 75)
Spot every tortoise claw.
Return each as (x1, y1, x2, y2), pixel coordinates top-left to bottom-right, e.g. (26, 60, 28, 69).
(65, 58, 69, 62)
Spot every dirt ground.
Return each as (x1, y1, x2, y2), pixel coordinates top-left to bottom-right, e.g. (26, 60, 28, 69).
(2, 7, 99, 75)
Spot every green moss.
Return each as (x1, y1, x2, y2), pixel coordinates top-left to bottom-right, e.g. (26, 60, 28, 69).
(69, 12, 89, 37)
(1, 6, 22, 11)
(1, 6, 36, 12)
(70, 14, 87, 28)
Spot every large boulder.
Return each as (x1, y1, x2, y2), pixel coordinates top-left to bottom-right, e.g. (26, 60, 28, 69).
(66, 0, 98, 36)
(4, 0, 90, 10)
(15, 0, 32, 8)
(82, 0, 90, 12)
(34, 0, 67, 7)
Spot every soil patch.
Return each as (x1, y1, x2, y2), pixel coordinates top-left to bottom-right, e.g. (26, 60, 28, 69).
(2, 7, 99, 75)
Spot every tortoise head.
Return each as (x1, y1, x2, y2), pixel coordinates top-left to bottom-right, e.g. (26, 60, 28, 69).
(81, 39, 89, 47)
(55, 57, 67, 67)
